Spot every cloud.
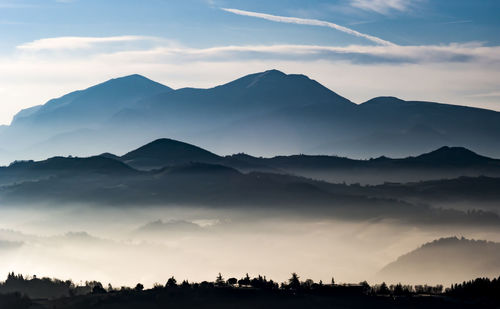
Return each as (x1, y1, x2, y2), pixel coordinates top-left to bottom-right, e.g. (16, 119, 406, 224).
(89, 42, 500, 65)
(17, 35, 160, 51)
(221, 8, 395, 46)
(350, 0, 414, 14)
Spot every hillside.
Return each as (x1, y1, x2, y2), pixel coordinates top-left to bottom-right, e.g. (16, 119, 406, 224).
(108, 138, 500, 184)
(378, 237, 500, 285)
(0, 141, 499, 227)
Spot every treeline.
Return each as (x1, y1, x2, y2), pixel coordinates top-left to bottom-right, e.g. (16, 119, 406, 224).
(1, 272, 499, 302)
(0, 272, 445, 300)
(447, 276, 500, 300)
(0, 273, 73, 299)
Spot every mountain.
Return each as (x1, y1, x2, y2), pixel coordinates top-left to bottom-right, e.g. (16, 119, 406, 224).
(121, 138, 221, 170)
(378, 237, 500, 285)
(0, 155, 138, 186)
(11, 74, 171, 129)
(1, 70, 499, 164)
(1, 141, 500, 227)
(0, 74, 172, 162)
(105, 139, 500, 184)
(406, 146, 493, 166)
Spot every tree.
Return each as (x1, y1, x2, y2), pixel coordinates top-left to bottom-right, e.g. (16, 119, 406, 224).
(134, 283, 144, 291)
(90, 282, 106, 294)
(166, 277, 177, 288)
(215, 273, 225, 287)
(303, 279, 314, 289)
(378, 282, 390, 295)
(181, 280, 191, 288)
(238, 273, 251, 287)
(288, 273, 301, 290)
(227, 278, 238, 286)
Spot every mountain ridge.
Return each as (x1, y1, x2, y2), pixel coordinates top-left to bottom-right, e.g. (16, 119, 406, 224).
(1, 70, 500, 164)
(105, 138, 500, 184)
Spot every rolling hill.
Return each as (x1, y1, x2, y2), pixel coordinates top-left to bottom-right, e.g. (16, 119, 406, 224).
(103, 138, 500, 184)
(0, 139, 499, 228)
(378, 237, 500, 285)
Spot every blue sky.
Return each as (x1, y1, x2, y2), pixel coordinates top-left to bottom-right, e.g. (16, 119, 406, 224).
(1, 0, 500, 124)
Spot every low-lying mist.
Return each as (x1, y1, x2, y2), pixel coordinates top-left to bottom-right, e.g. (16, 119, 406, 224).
(1, 204, 499, 288)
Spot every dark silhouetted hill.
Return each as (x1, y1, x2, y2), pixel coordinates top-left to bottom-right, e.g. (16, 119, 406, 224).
(1, 149, 500, 227)
(104, 139, 500, 184)
(121, 138, 221, 170)
(0, 155, 138, 186)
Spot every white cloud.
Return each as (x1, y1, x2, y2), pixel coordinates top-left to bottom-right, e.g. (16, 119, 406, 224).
(17, 35, 159, 51)
(222, 8, 395, 46)
(350, 0, 414, 14)
(87, 42, 500, 65)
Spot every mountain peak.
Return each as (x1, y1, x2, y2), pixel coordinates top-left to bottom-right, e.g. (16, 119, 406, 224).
(10, 74, 172, 128)
(261, 69, 286, 76)
(213, 69, 353, 107)
(362, 96, 405, 105)
(121, 138, 221, 170)
(92, 74, 171, 92)
(414, 146, 491, 165)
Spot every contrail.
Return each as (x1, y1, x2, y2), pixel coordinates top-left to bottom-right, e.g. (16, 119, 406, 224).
(222, 8, 396, 46)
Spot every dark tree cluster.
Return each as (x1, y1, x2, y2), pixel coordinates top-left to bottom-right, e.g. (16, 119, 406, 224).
(446, 276, 500, 300)
(369, 282, 443, 296)
(0, 272, 74, 299)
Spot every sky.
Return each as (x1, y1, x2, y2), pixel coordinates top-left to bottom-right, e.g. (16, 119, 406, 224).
(0, 0, 500, 125)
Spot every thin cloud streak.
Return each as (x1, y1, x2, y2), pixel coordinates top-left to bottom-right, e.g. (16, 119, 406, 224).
(17, 36, 160, 51)
(221, 8, 396, 46)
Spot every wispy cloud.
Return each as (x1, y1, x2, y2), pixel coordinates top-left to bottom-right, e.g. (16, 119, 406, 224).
(92, 42, 500, 65)
(15, 36, 500, 65)
(17, 36, 159, 51)
(221, 8, 395, 46)
(350, 0, 414, 14)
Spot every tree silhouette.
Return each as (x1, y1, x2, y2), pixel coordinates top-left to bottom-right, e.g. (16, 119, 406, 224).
(166, 277, 177, 288)
(227, 278, 238, 286)
(378, 282, 390, 295)
(134, 283, 144, 291)
(288, 273, 300, 290)
(215, 273, 225, 287)
(238, 273, 251, 287)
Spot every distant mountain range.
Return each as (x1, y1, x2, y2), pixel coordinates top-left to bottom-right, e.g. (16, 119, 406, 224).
(1, 70, 499, 164)
(1, 138, 500, 227)
(378, 237, 500, 285)
(110, 138, 500, 184)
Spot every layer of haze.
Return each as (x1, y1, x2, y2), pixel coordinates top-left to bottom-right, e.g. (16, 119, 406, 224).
(0, 204, 499, 288)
